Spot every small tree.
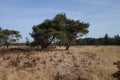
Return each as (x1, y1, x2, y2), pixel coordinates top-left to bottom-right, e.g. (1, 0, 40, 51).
(104, 33, 109, 45)
(0, 28, 21, 49)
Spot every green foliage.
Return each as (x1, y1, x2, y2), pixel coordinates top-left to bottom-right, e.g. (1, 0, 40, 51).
(76, 34, 120, 45)
(104, 33, 109, 45)
(31, 19, 62, 50)
(31, 13, 89, 50)
(0, 27, 21, 48)
(114, 35, 120, 45)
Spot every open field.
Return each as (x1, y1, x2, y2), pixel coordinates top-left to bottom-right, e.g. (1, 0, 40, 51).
(0, 46, 120, 80)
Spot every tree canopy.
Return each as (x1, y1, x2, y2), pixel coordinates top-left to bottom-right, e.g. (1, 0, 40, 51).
(31, 13, 89, 50)
(0, 27, 21, 48)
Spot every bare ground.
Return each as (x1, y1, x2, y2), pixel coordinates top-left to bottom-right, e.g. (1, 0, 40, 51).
(0, 46, 120, 80)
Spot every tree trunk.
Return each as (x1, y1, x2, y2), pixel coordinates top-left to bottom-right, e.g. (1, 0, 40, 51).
(40, 36, 55, 51)
(66, 42, 70, 50)
(6, 41, 9, 49)
(40, 45, 47, 51)
(7, 45, 9, 49)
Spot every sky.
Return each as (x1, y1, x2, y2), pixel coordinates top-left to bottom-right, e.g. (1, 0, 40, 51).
(0, 0, 120, 42)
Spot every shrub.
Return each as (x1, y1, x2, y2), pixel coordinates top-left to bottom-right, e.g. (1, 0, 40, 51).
(112, 60, 120, 80)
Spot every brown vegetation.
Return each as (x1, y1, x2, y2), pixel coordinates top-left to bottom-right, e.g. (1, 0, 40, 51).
(113, 60, 120, 80)
(0, 46, 120, 80)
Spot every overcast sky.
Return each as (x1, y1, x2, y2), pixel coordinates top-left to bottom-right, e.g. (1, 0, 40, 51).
(0, 0, 120, 42)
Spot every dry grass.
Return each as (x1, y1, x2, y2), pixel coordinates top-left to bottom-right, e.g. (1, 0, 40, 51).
(0, 46, 120, 80)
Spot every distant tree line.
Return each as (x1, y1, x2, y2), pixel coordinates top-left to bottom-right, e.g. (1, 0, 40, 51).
(76, 33, 120, 45)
